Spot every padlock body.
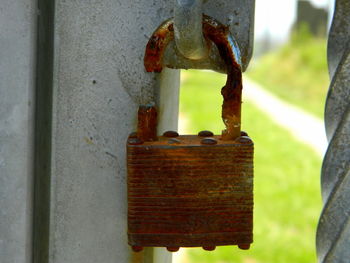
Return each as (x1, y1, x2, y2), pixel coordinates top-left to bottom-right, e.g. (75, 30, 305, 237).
(127, 135, 253, 248)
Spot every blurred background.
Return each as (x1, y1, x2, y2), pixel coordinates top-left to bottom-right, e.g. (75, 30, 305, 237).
(173, 0, 332, 262)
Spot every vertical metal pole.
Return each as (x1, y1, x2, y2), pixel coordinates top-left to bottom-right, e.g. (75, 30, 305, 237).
(316, 0, 350, 262)
(0, 1, 37, 263)
(33, 0, 55, 262)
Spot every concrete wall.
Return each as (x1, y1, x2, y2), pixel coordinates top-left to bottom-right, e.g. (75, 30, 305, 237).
(0, 1, 37, 263)
(47, 1, 178, 262)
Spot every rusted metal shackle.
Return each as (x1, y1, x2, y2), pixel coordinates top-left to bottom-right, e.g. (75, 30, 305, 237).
(144, 15, 243, 140)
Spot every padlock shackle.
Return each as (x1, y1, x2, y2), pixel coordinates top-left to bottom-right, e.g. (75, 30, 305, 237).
(144, 15, 243, 140)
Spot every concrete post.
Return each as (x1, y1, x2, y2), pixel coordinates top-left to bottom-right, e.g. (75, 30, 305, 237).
(38, 1, 180, 263)
(0, 1, 37, 263)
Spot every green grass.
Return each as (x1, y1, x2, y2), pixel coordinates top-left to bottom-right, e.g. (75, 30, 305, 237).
(179, 70, 322, 263)
(247, 26, 328, 118)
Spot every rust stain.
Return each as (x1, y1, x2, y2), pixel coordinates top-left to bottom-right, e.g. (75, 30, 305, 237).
(136, 105, 157, 142)
(83, 136, 94, 145)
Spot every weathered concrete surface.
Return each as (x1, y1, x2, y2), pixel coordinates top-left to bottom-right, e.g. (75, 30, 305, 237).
(0, 1, 37, 263)
(49, 1, 178, 263)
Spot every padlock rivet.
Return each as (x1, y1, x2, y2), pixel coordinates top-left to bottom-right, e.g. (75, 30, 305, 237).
(128, 137, 144, 145)
(128, 132, 138, 138)
(168, 138, 181, 144)
(201, 138, 217, 145)
(198, 130, 214, 137)
(167, 247, 180, 252)
(132, 246, 144, 252)
(236, 136, 252, 144)
(240, 131, 248, 137)
(203, 246, 216, 251)
(238, 244, 250, 250)
(163, 130, 179, 137)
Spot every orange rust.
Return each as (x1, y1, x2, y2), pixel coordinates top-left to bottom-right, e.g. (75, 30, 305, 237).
(137, 105, 157, 142)
(144, 15, 242, 140)
(144, 21, 174, 73)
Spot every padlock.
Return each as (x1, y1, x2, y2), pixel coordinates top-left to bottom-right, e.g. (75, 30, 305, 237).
(127, 15, 254, 252)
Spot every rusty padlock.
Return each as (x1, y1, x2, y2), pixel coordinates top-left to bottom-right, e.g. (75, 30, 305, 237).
(127, 15, 254, 252)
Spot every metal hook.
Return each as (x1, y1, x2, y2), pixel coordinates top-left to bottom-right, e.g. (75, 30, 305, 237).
(174, 0, 207, 60)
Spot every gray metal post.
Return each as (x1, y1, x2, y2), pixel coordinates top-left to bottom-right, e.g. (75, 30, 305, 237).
(316, 0, 350, 262)
(0, 1, 37, 263)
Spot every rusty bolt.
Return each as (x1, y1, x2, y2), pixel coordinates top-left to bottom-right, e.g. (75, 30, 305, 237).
(238, 244, 250, 250)
(168, 138, 181, 144)
(132, 246, 144, 252)
(203, 246, 216, 251)
(163, 130, 179, 137)
(167, 247, 180, 252)
(127, 137, 144, 145)
(235, 136, 252, 144)
(201, 137, 218, 145)
(240, 131, 248, 136)
(198, 130, 214, 137)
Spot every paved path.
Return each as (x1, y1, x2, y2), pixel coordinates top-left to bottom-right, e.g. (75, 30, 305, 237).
(179, 77, 327, 156)
(243, 78, 327, 157)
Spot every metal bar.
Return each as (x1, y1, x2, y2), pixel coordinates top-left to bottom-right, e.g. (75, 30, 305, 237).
(173, 0, 207, 59)
(316, 0, 350, 262)
(33, 0, 55, 262)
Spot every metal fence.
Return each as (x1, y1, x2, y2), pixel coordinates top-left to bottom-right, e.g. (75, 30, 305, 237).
(316, 0, 350, 262)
